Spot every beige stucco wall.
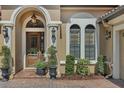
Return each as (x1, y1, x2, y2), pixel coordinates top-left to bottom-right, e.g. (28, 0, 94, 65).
(48, 10, 60, 21)
(99, 23, 113, 63)
(99, 24, 106, 55)
(1, 5, 60, 21)
(104, 28, 113, 63)
(57, 23, 66, 62)
(1, 10, 14, 20)
(61, 7, 113, 23)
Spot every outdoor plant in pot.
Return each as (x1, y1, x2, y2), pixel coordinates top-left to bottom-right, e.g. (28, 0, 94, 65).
(35, 60, 47, 76)
(0, 46, 11, 81)
(48, 45, 57, 79)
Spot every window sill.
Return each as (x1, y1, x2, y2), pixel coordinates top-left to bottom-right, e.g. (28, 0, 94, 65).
(60, 60, 97, 65)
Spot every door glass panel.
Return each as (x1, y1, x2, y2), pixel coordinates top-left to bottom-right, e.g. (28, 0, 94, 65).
(31, 36, 37, 48)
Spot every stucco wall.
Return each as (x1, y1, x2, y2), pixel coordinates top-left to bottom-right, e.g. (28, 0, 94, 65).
(57, 23, 66, 62)
(99, 24, 106, 55)
(1, 10, 14, 20)
(99, 24, 113, 62)
(1, 5, 60, 21)
(48, 10, 60, 21)
(61, 7, 113, 23)
(104, 28, 113, 63)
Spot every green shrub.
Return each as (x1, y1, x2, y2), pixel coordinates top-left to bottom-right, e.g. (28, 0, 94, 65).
(27, 48, 39, 54)
(48, 45, 57, 67)
(0, 46, 11, 69)
(65, 55, 75, 75)
(35, 60, 46, 69)
(95, 55, 105, 75)
(76, 59, 90, 76)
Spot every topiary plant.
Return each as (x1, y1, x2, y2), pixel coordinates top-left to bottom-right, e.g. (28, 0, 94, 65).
(48, 45, 57, 67)
(65, 55, 75, 75)
(76, 59, 90, 76)
(0, 46, 11, 69)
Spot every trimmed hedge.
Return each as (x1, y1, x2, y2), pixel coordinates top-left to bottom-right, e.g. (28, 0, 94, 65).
(76, 59, 90, 76)
(65, 55, 75, 75)
(95, 55, 105, 75)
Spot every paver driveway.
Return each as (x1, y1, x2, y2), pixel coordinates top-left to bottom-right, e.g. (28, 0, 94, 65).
(0, 78, 119, 88)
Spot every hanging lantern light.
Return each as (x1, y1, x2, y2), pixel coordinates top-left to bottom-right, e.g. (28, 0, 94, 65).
(51, 27, 56, 45)
(3, 26, 9, 43)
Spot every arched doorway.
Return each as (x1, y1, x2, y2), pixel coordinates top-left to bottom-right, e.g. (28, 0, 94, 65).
(12, 6, 51, 73)
(23, 14, 46, 69)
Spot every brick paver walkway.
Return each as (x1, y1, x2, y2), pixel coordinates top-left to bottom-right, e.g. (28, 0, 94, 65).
(0, 78, 119, 88)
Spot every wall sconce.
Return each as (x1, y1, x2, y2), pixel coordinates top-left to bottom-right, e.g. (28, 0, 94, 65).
(105, 30, 111, 40)
(51, 27, 56, 45)
(3, 26, 9, 43)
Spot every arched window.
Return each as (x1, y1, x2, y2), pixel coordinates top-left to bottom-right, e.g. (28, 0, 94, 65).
(26, 19, 44, 28)
(70, 24, 80, 58)
(85, 24, 95, 60)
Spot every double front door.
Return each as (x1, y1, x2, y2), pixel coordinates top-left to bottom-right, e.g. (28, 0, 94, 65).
(26, 32, 44, 67)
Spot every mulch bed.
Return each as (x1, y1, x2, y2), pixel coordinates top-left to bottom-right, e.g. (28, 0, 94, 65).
(58, 74, 105, 80)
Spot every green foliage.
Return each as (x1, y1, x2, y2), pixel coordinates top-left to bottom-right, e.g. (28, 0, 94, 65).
(0, 46, 11, 69)
(95, 55, 105, 75)
(35, 60, 46, 69)
(27, 48, 39, 54)
(76, 59, 90, 76)
(65, 55, 75, 75)
(48, 45, 57, 56)
(48, 45, 57, 67)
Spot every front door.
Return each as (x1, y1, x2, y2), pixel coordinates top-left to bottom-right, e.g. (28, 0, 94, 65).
(120, 31, 124, 79)
(26, 32, 44, 67)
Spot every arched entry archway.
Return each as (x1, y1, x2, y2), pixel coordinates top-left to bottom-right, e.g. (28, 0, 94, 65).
(11, 6, 51, 73)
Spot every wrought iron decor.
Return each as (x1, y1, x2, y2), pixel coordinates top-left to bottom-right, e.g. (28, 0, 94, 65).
(3, 26, 9, 43)
(105, 30, 111, 40)
(51, 27, 56, 45)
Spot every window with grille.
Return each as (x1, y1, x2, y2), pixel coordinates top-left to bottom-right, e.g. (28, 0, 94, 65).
(70, 24, 80, 59)
(85, 24, 95, 60)
(26, 19, 44, 28)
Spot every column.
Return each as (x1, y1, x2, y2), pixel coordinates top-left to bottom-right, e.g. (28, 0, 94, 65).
(113, 30, 120, 79)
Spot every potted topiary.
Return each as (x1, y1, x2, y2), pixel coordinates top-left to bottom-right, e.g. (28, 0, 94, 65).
(0, 46, 11, 81)
(35, 60, 47, 76)
(48, 45, 57, 79)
